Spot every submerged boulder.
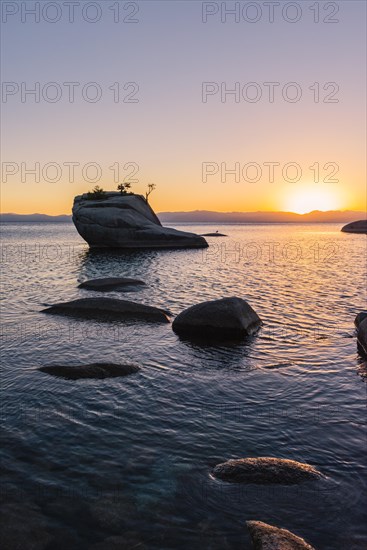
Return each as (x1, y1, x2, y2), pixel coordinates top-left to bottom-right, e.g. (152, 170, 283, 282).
(212, 457, 323, 484)
(72, 192, 208, 249)
(39, 362, 141, 380)
(42, 298, 170, 323)
(172, 297, 261, 339)
(246, 521, 316, 550)
(341, 220, 367, 234)
(78, 277, 145, 291)
(0, 493, 52, 550)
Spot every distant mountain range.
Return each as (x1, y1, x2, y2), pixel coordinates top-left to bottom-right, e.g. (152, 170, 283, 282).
(158, 210, 366, 223)
(0, 210, 365, 224)
(0, 213, 72, 222)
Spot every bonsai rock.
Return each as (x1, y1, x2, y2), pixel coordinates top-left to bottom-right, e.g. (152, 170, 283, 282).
(72, 192, 207, 249)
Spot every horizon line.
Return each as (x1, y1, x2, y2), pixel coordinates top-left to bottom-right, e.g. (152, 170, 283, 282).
(1, 209, 366, 217)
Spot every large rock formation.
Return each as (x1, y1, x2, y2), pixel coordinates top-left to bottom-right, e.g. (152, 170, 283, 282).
(172, 297, 262, 339)
(246, 521, 316, 550)
(341, 220, 367, 233)
(212, 457, 323, 484)
(72, 192, 207, 249)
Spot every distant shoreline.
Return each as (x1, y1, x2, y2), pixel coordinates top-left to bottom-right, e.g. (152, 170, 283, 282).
(1, 210, 365, 224)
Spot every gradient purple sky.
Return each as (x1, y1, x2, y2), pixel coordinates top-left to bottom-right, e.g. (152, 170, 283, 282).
(1, 0, 366, 214)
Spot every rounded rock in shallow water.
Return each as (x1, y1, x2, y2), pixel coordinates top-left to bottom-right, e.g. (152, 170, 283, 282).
(41, 297, 171, 323)
(212, 457, 323, 484)
(355, 311, 367, 329)
(78, 277, 146, 291)
(246, 521, 316, 550)
(341, 220, 367, 234)
(172, 297, 262, 340)
(39, 362, 141, 380)
(200, 232, 228, 237)
(357, 318, 367, 357)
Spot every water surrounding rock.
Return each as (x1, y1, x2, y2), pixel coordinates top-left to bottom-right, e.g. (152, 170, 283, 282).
(78, 277, 145, 291)
(42, 297, 171, 323)
(39, 362, 141, 379)
(172, 297, 262, 339)
(246, 521, 316, 550)
(72, 192, 208, 249)
(341, 220, 367, 233)
(212, 457, 323, 484)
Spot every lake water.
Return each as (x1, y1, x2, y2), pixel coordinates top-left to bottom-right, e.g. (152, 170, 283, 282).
(1, 222, 366, 549)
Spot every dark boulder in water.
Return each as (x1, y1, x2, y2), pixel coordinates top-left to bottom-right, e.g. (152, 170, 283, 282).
(39, 362, 141, 380)
(341, 220, 367, 234)
(41, 298, 170, 323)
(201, 232, 228, 237)
(78, 277, 145, 292)
(356, 317, 367, 357)
(354, 311, 367, 329)
(246, 520, 316, 550)
(172, 297, 261, 339)
(212, 457, 323, 484)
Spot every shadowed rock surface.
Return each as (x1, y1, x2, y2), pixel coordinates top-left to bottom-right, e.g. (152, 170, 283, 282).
(78, 277, 145, 291)
(341, 220, 367, 233)
(39, 362, 141, 379)
(212, 457, 323, 484)
(356, 317, 367, 357)
(354, 311, 367, 328)
(72, 192, 208, 249)
(246, 521, 316, 550)
(42, 298, 170, 323)
(172, 297, 261, 339)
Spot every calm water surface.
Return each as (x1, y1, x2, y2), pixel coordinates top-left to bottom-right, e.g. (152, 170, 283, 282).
(1, 223, 366, 549)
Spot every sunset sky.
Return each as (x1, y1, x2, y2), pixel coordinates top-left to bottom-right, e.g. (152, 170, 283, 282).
(1, 1, 366, 215)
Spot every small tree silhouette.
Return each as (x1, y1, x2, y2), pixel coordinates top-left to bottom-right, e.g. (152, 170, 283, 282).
(87, 185, 105, 199)
(145, 183, 156, 203)
(117, 182, 132, 195)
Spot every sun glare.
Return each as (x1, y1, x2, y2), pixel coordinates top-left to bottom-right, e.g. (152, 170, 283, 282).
(284, 185, 341, 215)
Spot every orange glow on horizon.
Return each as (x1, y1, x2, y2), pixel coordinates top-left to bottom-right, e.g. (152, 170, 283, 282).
(282, 183, 344, 215)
